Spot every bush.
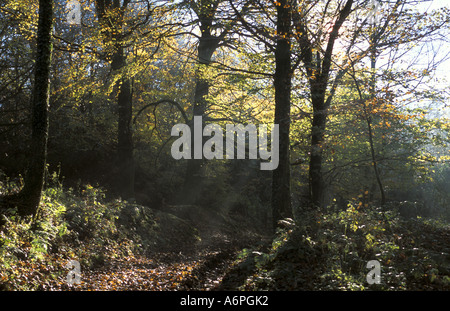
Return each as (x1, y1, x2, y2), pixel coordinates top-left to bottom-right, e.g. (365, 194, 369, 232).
(0, 175, 137, 290)
(233, 201, 450, 291)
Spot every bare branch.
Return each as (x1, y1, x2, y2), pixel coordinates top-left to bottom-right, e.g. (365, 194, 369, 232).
(133, 99, 189, 124)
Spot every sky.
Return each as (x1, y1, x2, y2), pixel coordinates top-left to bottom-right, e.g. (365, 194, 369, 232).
(418, 0, 450, 116)
(425, 0, 450, 79)
(377, 0, 450, 118)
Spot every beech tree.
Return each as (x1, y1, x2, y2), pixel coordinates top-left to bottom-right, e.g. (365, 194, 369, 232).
(180, 0, 233, 203)
(93, 0, 176, 199)
(288, 0, 449, 209)
(227, 0, 295, 229)
(292, 0, 354, 209)
(17, 0, 54, 216)
(272, 0, 293, 229)
(94, 0, 136, 199)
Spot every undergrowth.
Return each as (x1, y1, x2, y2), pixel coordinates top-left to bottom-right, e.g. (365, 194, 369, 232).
(0, 174, 139, 290)
(235, 201, 450, 291)
(1, 172, 449, 291)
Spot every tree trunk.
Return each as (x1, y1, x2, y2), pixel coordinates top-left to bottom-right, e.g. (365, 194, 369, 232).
(272, 0, 293, 230)
(95, 0, 135, 200)
(351, 26, 386, 210)
(369, 27, 386, 208)
(293, 0, 353, 209)
(181, 14, 220, 204)
(19, 0, 53, 216)
(308, 89, 327, 209)
(112, 47, 135, 200)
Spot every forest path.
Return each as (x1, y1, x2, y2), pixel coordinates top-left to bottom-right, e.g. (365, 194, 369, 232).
(74, 245, 238, 290)
(58, 223, 269, 291)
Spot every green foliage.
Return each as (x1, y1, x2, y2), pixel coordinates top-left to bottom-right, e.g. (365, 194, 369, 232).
(0, 182, 70, 289)
(234, 202, 450, 291)
(0, 171, 207, 290)
(0, 174, 136, 289)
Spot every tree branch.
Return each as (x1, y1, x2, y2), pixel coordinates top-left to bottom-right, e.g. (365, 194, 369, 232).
(133, 99, 189, 124)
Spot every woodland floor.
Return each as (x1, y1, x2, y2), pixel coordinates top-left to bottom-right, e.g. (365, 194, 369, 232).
(49, 224, 270, 291)
(1, 192, 449, 291)
(47, 214, 450, 291)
